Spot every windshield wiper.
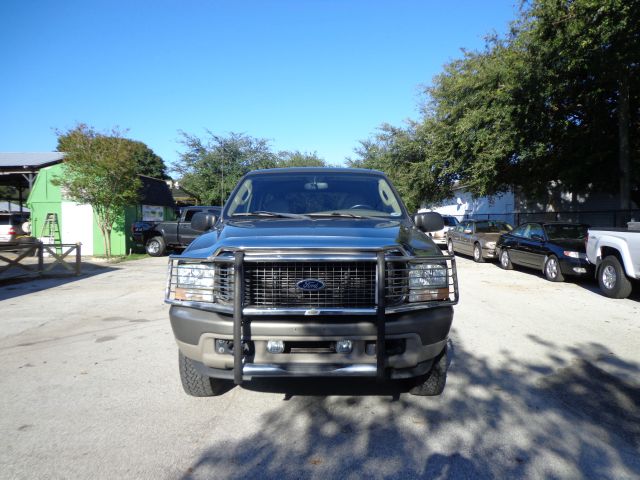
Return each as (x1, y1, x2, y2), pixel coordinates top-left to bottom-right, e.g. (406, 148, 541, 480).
(231, 211, 311, 220)
(308, 212, 382, 220)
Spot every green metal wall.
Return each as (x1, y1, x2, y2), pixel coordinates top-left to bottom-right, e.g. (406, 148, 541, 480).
(28, 164, 175, 256)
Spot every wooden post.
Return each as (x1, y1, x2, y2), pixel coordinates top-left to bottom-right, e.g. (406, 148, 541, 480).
(75, 243, 81, 275)
(37, 241, 44, 275)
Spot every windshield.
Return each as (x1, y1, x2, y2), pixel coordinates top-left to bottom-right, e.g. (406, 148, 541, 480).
(475, 221, 512, 233)
(544, 224, 588, 240)
(443, 216, 459, 227)
(226, 172, 405, 218)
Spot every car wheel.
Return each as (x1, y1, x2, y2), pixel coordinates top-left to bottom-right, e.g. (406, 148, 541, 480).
(179, 352, 232, 397)
(145, 236, 166, 257)
(447, 239, 454, 255)
(544, 255, 564, 282)
(598, 255, 632, 299)
(473, 243, 485, 263)
(499, 249, 513, 270)
(409, 346, 448, 396)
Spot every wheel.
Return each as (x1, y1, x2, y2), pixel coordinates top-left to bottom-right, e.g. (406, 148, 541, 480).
(499, 249, 513, 270)
(447, 239, 454, 255)
(544, 255, 564, 282)
(410, 346, 448, 396)
(598, 255, 632, 299)
(179, 351, 231, 397)
(145, 236, 166, 256)
(473, 243, 485, 263)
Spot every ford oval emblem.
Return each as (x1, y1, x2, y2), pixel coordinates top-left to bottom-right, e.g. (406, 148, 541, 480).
(296, 279, 326, 291)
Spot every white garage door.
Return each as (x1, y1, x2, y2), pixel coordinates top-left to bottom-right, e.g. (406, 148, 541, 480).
(61, 202, 94, 255)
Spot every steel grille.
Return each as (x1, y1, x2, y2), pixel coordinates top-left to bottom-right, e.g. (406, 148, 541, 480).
(215, 264, 234, 304)
(246, 262, 376, 308)
(385, 261, 409, 306)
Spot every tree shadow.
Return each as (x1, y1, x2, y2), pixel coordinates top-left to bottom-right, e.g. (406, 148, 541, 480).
(180, 336, 640, 479)
(0, 261, 117, 301)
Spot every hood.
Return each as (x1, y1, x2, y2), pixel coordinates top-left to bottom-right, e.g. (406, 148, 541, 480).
(183, 218, 442, 258)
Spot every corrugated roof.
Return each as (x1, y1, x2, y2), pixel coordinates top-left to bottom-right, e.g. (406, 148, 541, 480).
(0, 152, 65, 168)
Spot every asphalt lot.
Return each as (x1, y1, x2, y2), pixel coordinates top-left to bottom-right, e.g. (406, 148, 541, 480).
(1, 254, 639, 479)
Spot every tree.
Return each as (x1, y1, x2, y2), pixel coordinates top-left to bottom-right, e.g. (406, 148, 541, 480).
(127, 140, 168, 179)
(276, 150, 327, 168)
(55, 124, 141, 257)
(175, 132, 316, 205)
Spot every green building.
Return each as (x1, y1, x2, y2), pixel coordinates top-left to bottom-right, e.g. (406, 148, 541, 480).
(27, 163, 175, 256)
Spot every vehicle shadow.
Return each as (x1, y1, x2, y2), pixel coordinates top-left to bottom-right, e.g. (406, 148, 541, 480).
(181, 336, 640, 479)
(0, 261, 117, 301)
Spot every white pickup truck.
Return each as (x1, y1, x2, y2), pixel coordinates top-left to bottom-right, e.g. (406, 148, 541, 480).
(586, 222, 640, 298)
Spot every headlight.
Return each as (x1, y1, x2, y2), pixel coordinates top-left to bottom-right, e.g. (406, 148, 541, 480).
(408, 263, 449, 302)
(486, 241, 496, 249)
(563, 251, 580, 259)
(169, 261, 215, 303)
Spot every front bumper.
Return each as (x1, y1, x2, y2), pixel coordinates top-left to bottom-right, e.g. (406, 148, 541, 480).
(171, 305, 452, 380)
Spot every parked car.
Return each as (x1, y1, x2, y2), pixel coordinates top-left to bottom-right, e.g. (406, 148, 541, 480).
(447, 219, 512, 262)
(0, 212, 30, 244)
(166, 168, 459, 397)
(416, 214, 459, 247)
(586, 222, 640, 298)
(497, 222, 592, 282)
(131, 206, 222, 256)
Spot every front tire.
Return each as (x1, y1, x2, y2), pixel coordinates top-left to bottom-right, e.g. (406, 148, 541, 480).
(598, 255, 632, 299)
(447, 239, 454, 255)
(473, 243, 485, 263)
(410, 346, 448, 396)
(544, 255, 564, 282)
(499, 249, 513, 270)
(145, 236, 166, 257)
(179, 352, 232, 397)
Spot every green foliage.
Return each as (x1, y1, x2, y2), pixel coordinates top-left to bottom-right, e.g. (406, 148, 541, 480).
(175, 132, 328, 205)
(352, 0, 640, 209)
(127, 140, 168, 179)
(55, 124, 141, 257)
(276, 150, 326, 168)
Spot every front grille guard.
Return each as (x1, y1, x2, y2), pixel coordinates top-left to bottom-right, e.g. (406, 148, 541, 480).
(166, 248, 459, 384)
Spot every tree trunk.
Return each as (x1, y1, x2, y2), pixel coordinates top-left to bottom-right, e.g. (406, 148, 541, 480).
(618, 69, 631, 215)
(100, 226, 109, 258)
(105, 228, 112, 258)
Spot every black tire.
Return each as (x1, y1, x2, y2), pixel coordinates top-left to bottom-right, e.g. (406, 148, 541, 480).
(145, 236, 166, 257)
(499, 248, 513, 270)
(410, 346, 448, 396)
(598, 255, 633, 299)
(544, 255, 564, 282)
(179, 351, 231, 397)
(473, 243, 485, 263)
(447, 239, 454, 255)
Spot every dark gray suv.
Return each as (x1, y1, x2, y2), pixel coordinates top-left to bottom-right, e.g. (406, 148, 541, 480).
(165, 168, 459, 396)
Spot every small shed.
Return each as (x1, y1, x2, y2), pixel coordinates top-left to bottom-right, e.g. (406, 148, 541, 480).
(27, 163, 176, 256)
(0, 152, 65, 212)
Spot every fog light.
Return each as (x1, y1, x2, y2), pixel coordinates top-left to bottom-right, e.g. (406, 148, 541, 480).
(336, 339, 353, 354)
(266, 340, 285, 354)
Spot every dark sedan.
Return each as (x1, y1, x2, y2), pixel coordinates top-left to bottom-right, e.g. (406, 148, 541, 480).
(496, 222, 593, 282)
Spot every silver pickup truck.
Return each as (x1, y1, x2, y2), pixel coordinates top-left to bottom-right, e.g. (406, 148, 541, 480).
(165, 168, 459, 397)
(586, 222, 640, 298)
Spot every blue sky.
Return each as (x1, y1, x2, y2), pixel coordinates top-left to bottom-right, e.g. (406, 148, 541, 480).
(0, 0, 517, 173)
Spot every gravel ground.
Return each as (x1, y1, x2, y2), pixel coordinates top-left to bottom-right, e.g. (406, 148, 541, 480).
(0, 255, 639, 479)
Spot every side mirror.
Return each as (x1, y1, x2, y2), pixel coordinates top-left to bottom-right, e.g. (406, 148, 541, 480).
(414, 212, 444, 232)
(191, 212, 217, 232)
